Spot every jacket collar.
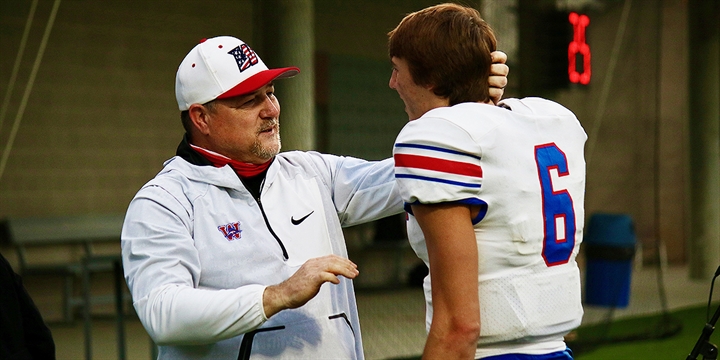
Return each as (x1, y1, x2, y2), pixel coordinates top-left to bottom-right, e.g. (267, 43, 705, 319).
(176, 134, 214, 166)
(170, 134, 276, 194)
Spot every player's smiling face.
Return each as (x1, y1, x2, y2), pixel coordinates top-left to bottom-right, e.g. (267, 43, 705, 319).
(389, 57, 449, 121)
(202, 83, 281, 164)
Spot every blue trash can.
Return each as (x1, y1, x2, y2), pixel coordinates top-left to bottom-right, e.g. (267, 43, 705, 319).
(583, 213, 636, 308)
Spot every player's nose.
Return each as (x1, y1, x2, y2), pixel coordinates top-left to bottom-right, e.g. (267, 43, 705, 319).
(389, 71, 397, 90)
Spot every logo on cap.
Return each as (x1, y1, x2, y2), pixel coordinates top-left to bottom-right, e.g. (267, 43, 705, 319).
(228, 44, 259, 72)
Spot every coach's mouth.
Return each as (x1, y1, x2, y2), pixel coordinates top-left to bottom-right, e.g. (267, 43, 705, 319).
(259, 122, 278, 135)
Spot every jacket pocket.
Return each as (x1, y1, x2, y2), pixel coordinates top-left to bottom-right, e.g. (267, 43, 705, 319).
(237, 312, 358, 359)
(329, 312, 355, 336)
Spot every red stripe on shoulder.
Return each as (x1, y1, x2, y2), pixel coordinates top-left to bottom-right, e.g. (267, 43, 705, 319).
(394, 153, 482, 177)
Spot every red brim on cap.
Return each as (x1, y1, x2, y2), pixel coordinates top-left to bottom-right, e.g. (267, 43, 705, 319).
(217, 67, 300, 99)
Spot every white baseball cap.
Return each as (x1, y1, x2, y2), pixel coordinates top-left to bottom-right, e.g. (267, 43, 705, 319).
(175, 36, 300, 111)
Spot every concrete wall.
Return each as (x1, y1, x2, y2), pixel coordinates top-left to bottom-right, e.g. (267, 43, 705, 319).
(0, 0, 255, 218)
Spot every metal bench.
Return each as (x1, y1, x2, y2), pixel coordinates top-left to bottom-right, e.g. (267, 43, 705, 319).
(3, 213, 128, 360)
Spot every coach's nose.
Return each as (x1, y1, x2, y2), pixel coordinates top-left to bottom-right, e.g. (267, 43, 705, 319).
(260, 94, 280, 119)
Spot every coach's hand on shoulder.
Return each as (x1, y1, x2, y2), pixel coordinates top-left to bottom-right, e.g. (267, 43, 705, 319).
(489, 50, 509, 105)
(262, 255, 359, 318)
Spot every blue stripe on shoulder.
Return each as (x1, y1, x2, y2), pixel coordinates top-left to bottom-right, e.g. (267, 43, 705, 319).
(395, 173, 481, 188)
(394, 143, 482, 161)
(403, 198, 487, 224)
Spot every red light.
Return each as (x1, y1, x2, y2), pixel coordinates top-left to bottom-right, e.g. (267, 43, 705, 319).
(568, 12, 591, 85)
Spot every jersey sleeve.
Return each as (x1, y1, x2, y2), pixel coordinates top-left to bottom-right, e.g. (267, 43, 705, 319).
(393, 116, 484, 207)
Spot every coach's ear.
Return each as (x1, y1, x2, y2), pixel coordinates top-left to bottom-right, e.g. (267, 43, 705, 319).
(489, 51, 509, 105)
(188, 103, 212, 135)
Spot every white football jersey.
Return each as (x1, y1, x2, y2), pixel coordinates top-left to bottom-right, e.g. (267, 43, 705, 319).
(393, 98, 587, 358)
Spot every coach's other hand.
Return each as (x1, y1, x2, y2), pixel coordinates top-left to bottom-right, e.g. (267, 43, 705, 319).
(262, 255, 359, 318)
(489, 50, 509, 105)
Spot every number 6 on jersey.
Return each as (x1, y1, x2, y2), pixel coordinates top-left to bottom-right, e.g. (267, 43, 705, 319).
(535, 143, 576, 267)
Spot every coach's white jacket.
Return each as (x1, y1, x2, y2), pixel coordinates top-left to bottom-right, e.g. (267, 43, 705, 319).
(121, 149, 402, 360)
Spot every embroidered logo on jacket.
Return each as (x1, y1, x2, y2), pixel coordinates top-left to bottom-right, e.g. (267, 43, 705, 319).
(218, 222, 242, 241)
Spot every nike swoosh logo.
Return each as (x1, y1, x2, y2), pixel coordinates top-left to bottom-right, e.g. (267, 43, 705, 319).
(291, 211, 314, 225)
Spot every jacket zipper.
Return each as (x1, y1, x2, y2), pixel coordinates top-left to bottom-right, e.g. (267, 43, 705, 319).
(255, 196, 289, 260)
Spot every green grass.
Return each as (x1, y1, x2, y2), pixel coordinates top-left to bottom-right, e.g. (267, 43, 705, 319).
(388, 303, 720, 360)
(571, 303, 720, 359)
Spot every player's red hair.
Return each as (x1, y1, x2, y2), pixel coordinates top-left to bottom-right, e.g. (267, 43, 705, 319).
(388, 3, 497, 105)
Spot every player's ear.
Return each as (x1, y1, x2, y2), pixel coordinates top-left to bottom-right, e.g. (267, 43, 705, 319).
(188, 103, 212, 135)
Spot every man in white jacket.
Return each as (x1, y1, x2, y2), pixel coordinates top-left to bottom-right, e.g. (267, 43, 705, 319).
(121, 35, 508, 359)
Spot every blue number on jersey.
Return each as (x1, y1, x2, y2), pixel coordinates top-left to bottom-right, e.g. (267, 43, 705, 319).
(535, 143, 576, 266)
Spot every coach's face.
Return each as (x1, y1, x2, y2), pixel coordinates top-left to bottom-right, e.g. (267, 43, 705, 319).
(389, 57, 446, 121)
(190, 83, 281, 164)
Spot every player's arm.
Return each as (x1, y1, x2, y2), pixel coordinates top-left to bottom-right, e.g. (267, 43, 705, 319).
(412, 202, 480, 360)
(489, 50, 509, 105)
